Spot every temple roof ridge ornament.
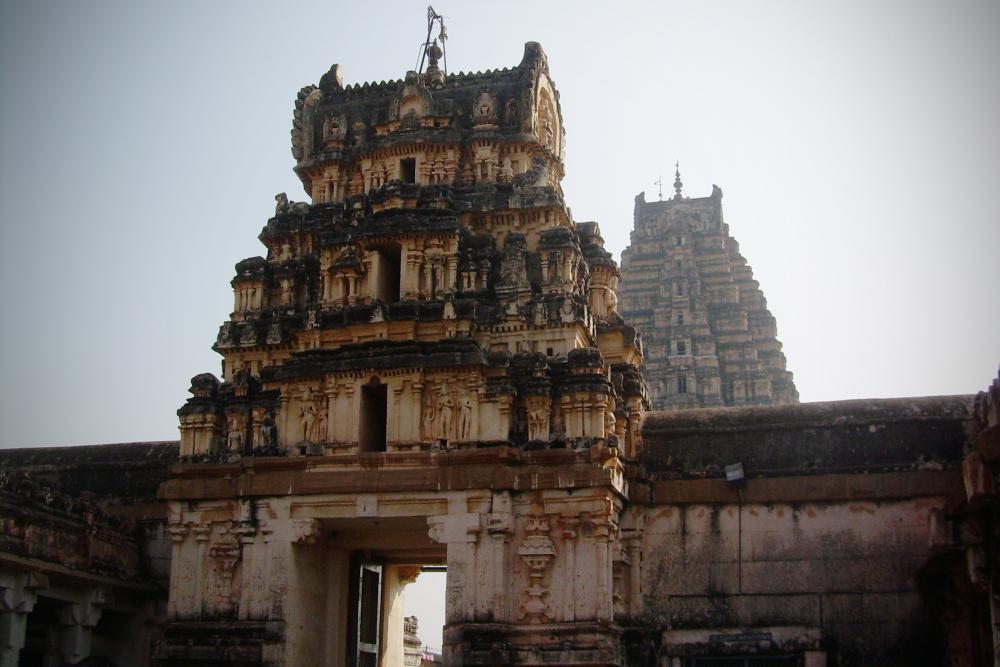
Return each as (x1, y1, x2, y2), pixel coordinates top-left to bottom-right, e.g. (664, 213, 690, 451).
(673, 161, 684, 200)
(418, 6, 448, 89)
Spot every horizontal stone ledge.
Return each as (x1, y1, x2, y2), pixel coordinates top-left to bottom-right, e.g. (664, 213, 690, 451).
(0, 552, 160, 599)
(648, 469, 962, 505)
(644, 469, 960, 504)
(159, 459, 625, 501)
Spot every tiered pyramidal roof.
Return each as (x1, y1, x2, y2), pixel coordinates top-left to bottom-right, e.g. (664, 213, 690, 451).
(177, 42, 647, 460)
(618, 178, 797, 410)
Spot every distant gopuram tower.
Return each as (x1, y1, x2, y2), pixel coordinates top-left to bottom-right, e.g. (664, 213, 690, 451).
(618, 169, 797, 410)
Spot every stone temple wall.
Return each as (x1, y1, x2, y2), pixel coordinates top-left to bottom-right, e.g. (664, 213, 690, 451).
(633, 396, 972, 665)
(2, 393, 985, 666)
(0, 441, 177, 667)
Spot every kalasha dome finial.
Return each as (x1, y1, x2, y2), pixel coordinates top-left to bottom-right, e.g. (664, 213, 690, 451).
(673, 161, 684, 199)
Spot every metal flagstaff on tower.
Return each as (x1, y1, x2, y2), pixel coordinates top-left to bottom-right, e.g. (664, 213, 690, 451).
(417, 6, 448, 77)
(654, 175, 664, 201)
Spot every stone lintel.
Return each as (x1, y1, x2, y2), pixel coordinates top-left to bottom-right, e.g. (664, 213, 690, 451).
(160, 447, 625, 501)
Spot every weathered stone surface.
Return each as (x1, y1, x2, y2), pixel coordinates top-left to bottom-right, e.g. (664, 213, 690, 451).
(619, 186, 798, 410)
(2, 29, 997, 667)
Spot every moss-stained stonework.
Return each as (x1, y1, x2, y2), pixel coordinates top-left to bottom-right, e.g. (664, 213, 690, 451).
(178, 42, 647, 462)
(619, 187, 797, 410)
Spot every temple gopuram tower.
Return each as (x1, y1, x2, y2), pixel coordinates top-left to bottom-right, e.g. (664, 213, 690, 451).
(618, 168, 797, 410)
(162, 34, 646, 667)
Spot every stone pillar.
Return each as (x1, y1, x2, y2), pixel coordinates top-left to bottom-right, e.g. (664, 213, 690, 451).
(446, 255, 458, 295)
(278, 391, 291, 450)
(390, 384, 404, 444)
(324, 380, 338, 443)
(0, 573, 45, 667)
(57, 591, 104, 665)
(411, 381, 424, 442)
(486, 494, 514, 623)
(428, 512, 482, 667)
(348, 276, 359, 305)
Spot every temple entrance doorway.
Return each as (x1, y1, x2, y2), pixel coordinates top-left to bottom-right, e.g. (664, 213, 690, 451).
(305, 516, 446, 667)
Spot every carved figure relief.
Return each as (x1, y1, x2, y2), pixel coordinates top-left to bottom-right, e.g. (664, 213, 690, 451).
(253, 409, 277, 449)
(499, 157, 514, 184)
(473, 90, 497, 128)
(266, 319, 283, 345)
(504, 98, 519, 127)
(527, 398, 550, 442)
(437, 385, 454, 440)
(422, 388, 437, 441)
(532, 301, 547, 326)
(560, 297, 576, 323)
(499, 235, 529, 290)
(473, 145, 498, 182)
(297, 386, 322, 443)
(420, 381, 470, 441)
(274, 192, 289, 215)
(322, 113, 346, 142)
(604, 408, 617, 443)
(459, 396, 473, 440)
(537, 95, 556, 151)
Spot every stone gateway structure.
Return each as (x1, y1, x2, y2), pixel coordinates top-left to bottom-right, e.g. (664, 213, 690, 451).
(1, 37, 999, 667)
(164, 41, 648, 667)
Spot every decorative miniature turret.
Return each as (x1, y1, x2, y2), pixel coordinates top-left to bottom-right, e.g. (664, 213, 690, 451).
(178, 41, 647, 460)
(618, 185, 797, 410)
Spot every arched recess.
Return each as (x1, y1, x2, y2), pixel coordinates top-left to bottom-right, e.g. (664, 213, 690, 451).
(393, 83, 433, 122)
(534, 74, 563, 158)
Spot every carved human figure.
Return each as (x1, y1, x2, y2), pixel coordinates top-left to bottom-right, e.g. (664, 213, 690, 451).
(550, 251, 563, 282)
(606, 287, 618, 314)
(422, 389, 437, 440)
(316, 410, 326, 443)
(299, 387, 316, 442)
(459, 396, 473, 440)
(274, 192, 289, 215)
(500, 240, 527, 289)
(533, 301, 547, 326)
(505, 98, 518, 126)
(262, 414, 276, 447)
(604, 409, 617, 441)
(528, 405, 548, 441)
(227, 425, 244, 452)
(437, 386, 455, 440)
(499, 157, 514, 183)
(560, 297, 575, 323)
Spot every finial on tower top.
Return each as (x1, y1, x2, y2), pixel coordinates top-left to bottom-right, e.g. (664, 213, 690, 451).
(418, 6, 448, 88)
(673, 161, 684, 200)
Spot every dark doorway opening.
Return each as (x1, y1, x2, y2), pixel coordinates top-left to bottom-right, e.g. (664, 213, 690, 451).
(400, 158, 417, 184)
(360, 379, 388, 452)
(372, 244, 401, 303)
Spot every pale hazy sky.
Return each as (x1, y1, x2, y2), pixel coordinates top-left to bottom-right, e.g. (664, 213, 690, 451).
(2, 0, 998, 453)
(2, 0, 998, 650)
